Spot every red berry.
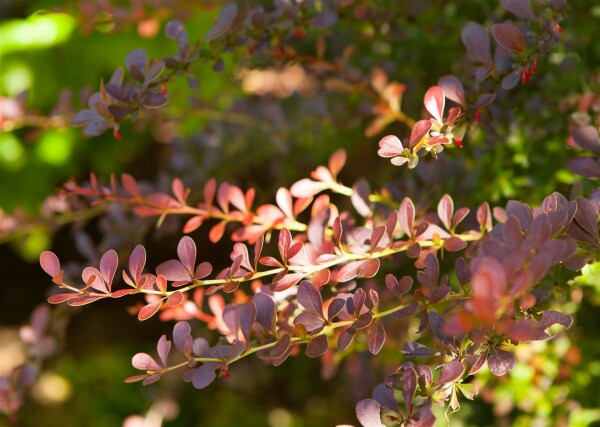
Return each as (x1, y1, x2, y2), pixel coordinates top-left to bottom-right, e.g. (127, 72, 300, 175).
(113, 128, 122, 140)
(521, 68, 528, 85)
(161, 85, 168, 95)
(453, 137, 463, 148)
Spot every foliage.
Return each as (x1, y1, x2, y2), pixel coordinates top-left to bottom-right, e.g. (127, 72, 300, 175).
(1, 0, 600, 426)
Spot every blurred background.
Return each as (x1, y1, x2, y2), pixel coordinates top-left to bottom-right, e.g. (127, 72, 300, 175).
(1, 0, 600, 426)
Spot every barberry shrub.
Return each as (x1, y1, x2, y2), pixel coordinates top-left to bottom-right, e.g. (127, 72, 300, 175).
(2, 0, 599, 425)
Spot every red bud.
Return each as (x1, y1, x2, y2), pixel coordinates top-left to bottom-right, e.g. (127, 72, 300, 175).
(113, 129, 122, 140)
(474, 109, 481, 123)
(453, 137, 463, 148)
(161, 85, 168, 95)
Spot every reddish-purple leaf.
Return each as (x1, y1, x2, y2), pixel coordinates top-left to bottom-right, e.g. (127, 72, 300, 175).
(355, 399, 384, 427)
(477, 202, 493, 231)
(351, 179, 373, 218)
(437, 194, 454, 230)
(366, 322, 386, 355)
(403, 367, 417, 413)
(142, 373, 161, 385)
(294, 312, 325, 334)
(445, 236, 467, 252)
(297, 281, 324, 317)
(423, 86, 445, 123)
(398, 197, 415, 238)
(337, 328, 355, 351)
(194, 262, 212, 279)
(124, 374, 148, 383)
(462, 21, 492, 64)
(438, 75, 466, 107)
(132, 353, 161, 371)
(435, 360, 465, 385)
(156, 335, 171, 367)
(177, 236, 196, 274)
(82, 267, 107, 293)
(327, 298, 346, 320)
(271, 333, 291, 359)
(138, 300, 162, 321)
(452, 207, 470, 228)
(359, 258, 380, 278)
(502, 69, 521, 90)
(409, 120, 432, 148)
(99, 250, 118, 292)
(305, 334, 328, 358)
(276, 188, 294, 219)
(377, 135, 404, 158)
(40, 251, 61, 277)
(491, 21, 525, 52)
(488, 347, 516, 376)
(129, 245, 146, 282)
(402, 341, 437, 357)
(353, 312, 373, 330)
(184, 216, 204, 233)
(156, 260, 190, 282)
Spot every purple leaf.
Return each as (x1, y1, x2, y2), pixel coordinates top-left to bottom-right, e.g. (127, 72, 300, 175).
(271, 333, 291, 359)
(488, 347, 516, 376)
(424, 86, 445, 124)
(142, 92, 168, 109)
(462, 21, 492, 64)
(173, 321, 192, 355)
(305, 334, 328, 358)
(253, 293, 275, 331)
(192, 362, 219, 389)
(355, 399, 384, 427)
(491, 22, 525, 52)
(273, 273, 304, 292)
(373, 383, 400, 413)
(126, 49, 148, 76)
(294, 312, 325, 334)
(240, 301, 256, 343)
(402, 341, 437, 357)
(568, 157, 600, 178)
(310, 10, 338, 29)
(501, 0, 535, 19)
(327, 298, 346, 320)
(502, 70, 521, 90)
(366, 322, 386, 355)
(205, 3, 238, 42)
(572, 126, 600, 154)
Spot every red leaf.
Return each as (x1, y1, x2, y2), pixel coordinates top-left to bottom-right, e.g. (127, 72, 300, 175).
(410, 120, 432, 147)
(48, 293, 80, 304)
(209, 221, 227, 243)
(166, 291, 184, 307)
(172, 178, 186, 203)
(121, 173, 140, 196)
(438, 75, 466, 107)
(204, 178, 217, 210)
(328, 149, 347, 176)
(156, 260, 190, 282)
(156, 335, 171, 367)
(138, 300, 162, 321)
(398, 197, 415, 238)
(273, 273, 304, 292)
(424, 86, 445, 123)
